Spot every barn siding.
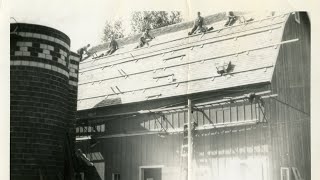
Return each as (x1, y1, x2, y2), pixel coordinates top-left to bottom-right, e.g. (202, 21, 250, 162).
(267, 12, 310, 180)
(82, 124, 271, 180)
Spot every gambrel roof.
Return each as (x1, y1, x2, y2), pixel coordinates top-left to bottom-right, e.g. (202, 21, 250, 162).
(77, 12, 294, 110)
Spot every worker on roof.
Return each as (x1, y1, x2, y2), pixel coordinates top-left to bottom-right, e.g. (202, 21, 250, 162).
(77, 44, 90, 61)
(224, 11, 253, 26)
(134, 28, 155, 49)
(188, 12, 213, 35)
(105, 36, 119, 56)
(224, 11, 237, 26)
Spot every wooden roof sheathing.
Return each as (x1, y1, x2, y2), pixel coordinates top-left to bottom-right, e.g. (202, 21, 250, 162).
(77, 13, 290, 110)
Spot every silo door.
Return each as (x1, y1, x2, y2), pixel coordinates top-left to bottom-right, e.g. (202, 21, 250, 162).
(141, 168, 162, 180)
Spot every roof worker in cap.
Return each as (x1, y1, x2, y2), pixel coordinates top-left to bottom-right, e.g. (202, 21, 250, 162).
(105, 36, 119, 56)
(188, 12, 213, 35)
(134, 28, 155, 49)
(77, 44, 90, 61)
(224, 11, 237, 26)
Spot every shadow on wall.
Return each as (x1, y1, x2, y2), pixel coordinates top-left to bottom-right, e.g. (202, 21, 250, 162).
(83, 166, 102, 180)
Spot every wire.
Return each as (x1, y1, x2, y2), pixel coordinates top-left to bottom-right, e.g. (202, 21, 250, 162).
(257, 101, 268, 122)
(269, 97, 310, 116)
(10, 17, 18, 23)
(10, 17, 19, 34)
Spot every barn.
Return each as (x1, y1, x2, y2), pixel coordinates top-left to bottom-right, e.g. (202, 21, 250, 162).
(75, 12, 310, 180)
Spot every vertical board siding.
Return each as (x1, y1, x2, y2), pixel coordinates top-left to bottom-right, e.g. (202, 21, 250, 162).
(81, 124, 270, 180)
(268, 12, 310, 180)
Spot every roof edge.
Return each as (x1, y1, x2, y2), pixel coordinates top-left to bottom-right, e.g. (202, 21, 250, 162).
(89, 12, 249, 53)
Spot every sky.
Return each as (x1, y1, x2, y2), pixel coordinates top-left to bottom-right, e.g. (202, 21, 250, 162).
(8, 0, 193, 51)
(7, 0, 257, 51)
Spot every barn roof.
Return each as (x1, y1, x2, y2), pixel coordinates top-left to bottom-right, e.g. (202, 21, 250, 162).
(77, 12, 293, 111)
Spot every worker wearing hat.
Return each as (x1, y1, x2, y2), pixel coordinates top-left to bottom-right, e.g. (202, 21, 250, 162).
(135, 28, 155, 49)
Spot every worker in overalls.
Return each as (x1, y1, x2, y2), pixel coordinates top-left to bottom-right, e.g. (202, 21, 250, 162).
(134, 28, 155, 49)
(224, 11, 237, 26)
(188, 12, 213, 35)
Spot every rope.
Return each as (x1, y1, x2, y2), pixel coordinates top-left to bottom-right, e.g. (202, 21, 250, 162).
(10, 17, 19, 34)
(257, 101, 268, 122)
(10, 17, 18, 23)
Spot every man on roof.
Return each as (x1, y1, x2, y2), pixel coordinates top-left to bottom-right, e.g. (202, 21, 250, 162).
(188, 12, 213, 35)
(134, 28, 155, 49)
(224, 11, 254, 26)
(224, 11, 237, 26)
(77, 44, 90, 61)
(105, 36, 119, 56)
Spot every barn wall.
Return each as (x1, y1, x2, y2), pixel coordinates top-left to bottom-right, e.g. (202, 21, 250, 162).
(76, 85, 272, 180)
(268, 12, 310, 180)
(82, 124, 270, 180)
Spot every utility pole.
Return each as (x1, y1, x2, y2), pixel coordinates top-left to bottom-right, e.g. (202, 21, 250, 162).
(187, 98, 192, 180)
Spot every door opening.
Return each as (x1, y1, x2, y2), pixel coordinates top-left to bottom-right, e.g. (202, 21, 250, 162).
(140, 167, 162, 180)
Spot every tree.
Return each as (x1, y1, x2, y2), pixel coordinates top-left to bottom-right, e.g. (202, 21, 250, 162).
(102, 19, 125, 42)
(130, 11, 183, 33)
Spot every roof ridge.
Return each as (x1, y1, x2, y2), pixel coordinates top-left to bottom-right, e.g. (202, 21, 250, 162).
(88, 12, 231, 53)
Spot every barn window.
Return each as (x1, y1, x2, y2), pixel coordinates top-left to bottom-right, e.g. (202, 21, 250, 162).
(280, 167, 290, 180)
(112, 173, 120, 180)
(295, 12, 300, 24)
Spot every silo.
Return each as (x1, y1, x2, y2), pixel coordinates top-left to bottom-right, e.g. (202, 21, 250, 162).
(10, 23, 78, 180)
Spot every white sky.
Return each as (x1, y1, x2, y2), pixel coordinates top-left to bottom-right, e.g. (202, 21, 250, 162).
(8, 0, 194, 51)
(8, 0, 259, 51)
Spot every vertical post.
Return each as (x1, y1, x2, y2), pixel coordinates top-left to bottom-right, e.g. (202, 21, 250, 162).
(187, 98, 192, 180)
